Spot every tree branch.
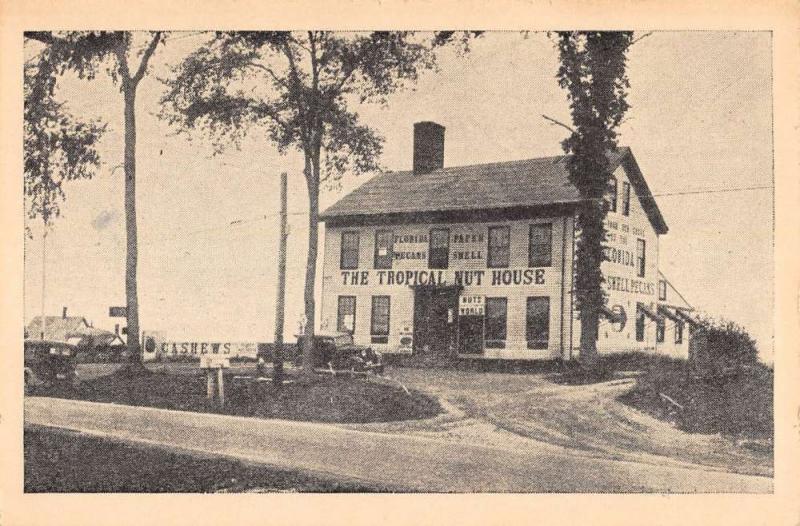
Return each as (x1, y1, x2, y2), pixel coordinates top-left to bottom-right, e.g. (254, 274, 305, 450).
(246, 61, 287, 88)
(132, 32, 162, 84)
(281, 38, 310, 148)
(25, 31, 57, 45)
(631, 31, 653, 46)
(113, 38, 132, 82)
(249, 100, 291, 135)
(541, 114, 576, 134)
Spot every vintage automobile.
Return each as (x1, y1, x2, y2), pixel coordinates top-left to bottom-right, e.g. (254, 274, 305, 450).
(24, 340, 79, 394)
(295, 331, 384, 374)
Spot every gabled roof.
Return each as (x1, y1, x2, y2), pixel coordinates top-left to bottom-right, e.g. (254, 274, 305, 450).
(658, 270, 694, 311)
(76, 326, 126, 348)
(26, 316, 90, 342)
(321, 147, 668, 235)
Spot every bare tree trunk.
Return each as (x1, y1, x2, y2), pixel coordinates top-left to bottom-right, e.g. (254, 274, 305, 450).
(300, 153, 320, 380)
(123, 82, 142, 367)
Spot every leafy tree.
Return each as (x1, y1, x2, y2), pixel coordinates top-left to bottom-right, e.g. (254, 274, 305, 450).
(555, 31, 634, 366)
(160, 31, 474, 378)
(25, 31, 164, 366)
(24, 49, 105, 231)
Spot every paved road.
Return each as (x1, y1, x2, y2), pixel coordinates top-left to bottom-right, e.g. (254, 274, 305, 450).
(25, 397, 772, 493)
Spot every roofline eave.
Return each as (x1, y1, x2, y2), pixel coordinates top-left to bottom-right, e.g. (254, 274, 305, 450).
(320, 201, 582, 227)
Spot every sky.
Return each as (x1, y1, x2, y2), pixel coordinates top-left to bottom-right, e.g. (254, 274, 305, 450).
(23, 31, 774, 360)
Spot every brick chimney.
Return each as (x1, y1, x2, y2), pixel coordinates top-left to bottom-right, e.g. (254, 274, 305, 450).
(62, 306, 67, 319)
(413, 121, 445, 174)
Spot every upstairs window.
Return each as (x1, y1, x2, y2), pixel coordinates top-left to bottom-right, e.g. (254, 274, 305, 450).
(529, 223, 552, 267)
(374, 230, 394, 269)
(526, 297, 550, 350)
(340, 231, 360, 270)
(658, 280, 667, 301)
(429, 228, 450, 269)
(636, 239, 646, 278)
(607, 176, 618, 213)
(487, 225, 511, 268)
(485, 298, 508, 348)
(622, 182, 631, 216)
(370, 296, 390, 344)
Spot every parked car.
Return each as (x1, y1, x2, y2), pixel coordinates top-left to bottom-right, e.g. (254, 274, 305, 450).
(81, 344, 132, 364)
(24, 340, 79, 394)
(295, 331, 384, 374)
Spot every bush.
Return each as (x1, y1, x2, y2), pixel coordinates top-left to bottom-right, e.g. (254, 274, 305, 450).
(255, 343, 299, 362)
(690, 316, 759, 375)
(612, 317, 771, 440)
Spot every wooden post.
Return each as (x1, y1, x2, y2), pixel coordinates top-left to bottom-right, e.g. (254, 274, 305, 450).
(217, 366, 225, 406)
(273, 172, 288, 385)
(206, 369, 215, 400)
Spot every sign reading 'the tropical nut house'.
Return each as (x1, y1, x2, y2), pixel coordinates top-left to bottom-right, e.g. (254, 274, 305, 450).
(340, 268, 547, 287)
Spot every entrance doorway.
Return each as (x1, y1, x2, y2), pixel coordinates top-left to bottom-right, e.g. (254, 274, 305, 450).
(413, 286, 460, 357)
(458, 316, 484, 355)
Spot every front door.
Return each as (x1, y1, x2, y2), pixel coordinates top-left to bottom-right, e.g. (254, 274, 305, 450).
(458, 316, 484, 355)
(413, 287, 458, 357)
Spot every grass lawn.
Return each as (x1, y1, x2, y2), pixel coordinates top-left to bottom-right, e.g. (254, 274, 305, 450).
(619, 356, 773, 443)
(25, 426, 384, 492)
(535, 351, 772, 443)
(33, 367, 442, 424)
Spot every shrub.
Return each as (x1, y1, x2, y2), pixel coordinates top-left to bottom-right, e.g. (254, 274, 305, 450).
(689, 315, 759, 375)
(620, 332, 773, 440)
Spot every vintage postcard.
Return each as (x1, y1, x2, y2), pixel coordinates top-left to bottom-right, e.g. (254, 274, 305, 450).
(1, 0, 799, 525)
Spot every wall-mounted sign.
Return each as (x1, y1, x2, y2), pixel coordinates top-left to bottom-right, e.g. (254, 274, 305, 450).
(605, 275, 655, 296)
(459, 295, 485, 316)
(340, 268, 546, 287)
(109, 306, 127, 317)
(341, 314, 355, 332)
(397, 322, 413, 354)
(159, 341, 258, 359)
(611, 305, 627, 332)
(199, 355, 230, 369)
(603, 246, 636, 268)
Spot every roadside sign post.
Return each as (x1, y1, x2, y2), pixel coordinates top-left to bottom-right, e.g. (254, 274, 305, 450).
(109, 306, 127, 318)
(217, 367, 225, 406)
(206, 370, 214, 399)
(200, 355, 230, 406)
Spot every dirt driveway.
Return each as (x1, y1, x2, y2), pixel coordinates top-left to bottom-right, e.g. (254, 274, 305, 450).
(74, 362, 772, 478)
(355, 366, 772, 478)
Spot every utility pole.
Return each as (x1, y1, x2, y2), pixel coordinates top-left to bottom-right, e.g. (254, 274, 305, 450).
(40, 224, 47, 340)
(273, 172, 288, 384)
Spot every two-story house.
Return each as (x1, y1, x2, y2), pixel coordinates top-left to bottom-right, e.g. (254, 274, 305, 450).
(319, 121, 692, 361)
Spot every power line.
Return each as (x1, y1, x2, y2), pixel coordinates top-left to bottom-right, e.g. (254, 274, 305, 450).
(28, 208, 311, 251)
(649, 185, 773, 198)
